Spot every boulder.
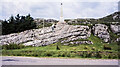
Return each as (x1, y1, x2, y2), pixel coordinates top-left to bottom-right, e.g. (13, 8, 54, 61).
(93, 24, 110, 42)
(110, 25, 120, 33)
(116, 37, 120, 42)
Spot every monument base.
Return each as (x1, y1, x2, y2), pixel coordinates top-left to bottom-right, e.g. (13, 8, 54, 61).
(57, 22, 67, 25)
(56, 22, 67, 29)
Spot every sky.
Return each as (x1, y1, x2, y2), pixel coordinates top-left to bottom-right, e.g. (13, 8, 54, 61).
(0, 0, 119, 20)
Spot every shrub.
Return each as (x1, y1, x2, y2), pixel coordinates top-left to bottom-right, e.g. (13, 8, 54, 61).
(60, 52, 65, 57)
(70, 53, 76, 57)
(92, 47, 96, 50)
(103, 45, 111, 50)
(96, 52, 102, 58)
(34, 54, 39, 57)
(84, 46, 88, 49)
(52, 54, 59, 57)
(102, 54, 109, 59)
(46, 51, 53, 56)
(56, 45, 60, 50)
(118, 53, 120, 59)
(81, 51, 87, 58)
(86, 51, 92, 58)
(16, 53, 22, 56)
(66, 52, 71, 57)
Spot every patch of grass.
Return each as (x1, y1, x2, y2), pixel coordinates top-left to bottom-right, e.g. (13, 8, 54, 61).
(109, 31, 119, 43)
(2, 50, 119, 59)
(88, 34, 103, 45)
(2, 43, 25, 50)
(88, 34, 118, 51)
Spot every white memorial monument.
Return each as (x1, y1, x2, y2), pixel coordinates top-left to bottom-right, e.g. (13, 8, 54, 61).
(60, 3, 64, 22)
(57, 3, 66, 25)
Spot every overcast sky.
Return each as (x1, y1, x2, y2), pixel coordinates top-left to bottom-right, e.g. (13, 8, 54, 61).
(0, 0, 119, 20)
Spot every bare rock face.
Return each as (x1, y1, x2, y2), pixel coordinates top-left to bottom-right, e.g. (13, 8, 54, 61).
(93, 24, 110, 42)
(110, 25, 120, 34)
(0, 24, 92, 46)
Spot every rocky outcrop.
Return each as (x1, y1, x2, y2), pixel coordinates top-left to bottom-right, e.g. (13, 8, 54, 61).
(112, 13, 120, 21)
(110, 25, 120, 34)
(93, 24, 110, 42)
(0, 23, 91, 46)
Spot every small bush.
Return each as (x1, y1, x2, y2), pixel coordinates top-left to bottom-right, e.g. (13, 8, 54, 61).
(56, 45, 60, 50)
(52, 54, 59, 57)
(84, 46, 88, 49)
(34, 54, 39, 57)
(70, 53, 76, 57)
(65, 52, 71, 57)
(60, 52, 66, 57)
(46, 51, 53, 56)
(92, 47, 96, 50)
(96, 52, 102, 58)
(103, 45, 111, 50)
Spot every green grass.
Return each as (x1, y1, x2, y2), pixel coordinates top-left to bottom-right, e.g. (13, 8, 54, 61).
(2, 49, 119, 59)
(2, 34, 119, 59)
(109, 30, 120, 42)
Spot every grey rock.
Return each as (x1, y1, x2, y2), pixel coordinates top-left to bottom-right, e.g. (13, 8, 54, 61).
(93, 24, 110, 42)
(110, 25, 120, 33)
(64, 43, 69, 45)
(116, 37, 120, 42)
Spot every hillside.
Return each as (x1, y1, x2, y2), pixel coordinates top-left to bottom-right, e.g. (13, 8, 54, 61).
(99, 11, 120, 22)
(1, 12, 120, 59)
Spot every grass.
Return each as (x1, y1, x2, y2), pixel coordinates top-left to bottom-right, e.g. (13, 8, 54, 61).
(109, 30, 120, 42)
(2, 50, 119, 59)
(2, 34, 119, 59)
